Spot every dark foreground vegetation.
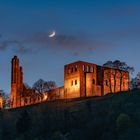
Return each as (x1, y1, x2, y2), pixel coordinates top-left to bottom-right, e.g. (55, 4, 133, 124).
(1, 89, 140, 140)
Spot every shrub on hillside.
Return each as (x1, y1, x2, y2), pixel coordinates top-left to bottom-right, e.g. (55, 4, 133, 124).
(116, 113, 133, 133)
(16, 110, 31, 139)
(51, 131, 67, 140)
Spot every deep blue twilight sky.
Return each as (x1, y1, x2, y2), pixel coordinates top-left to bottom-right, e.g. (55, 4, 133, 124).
(0, 0, 140, 93)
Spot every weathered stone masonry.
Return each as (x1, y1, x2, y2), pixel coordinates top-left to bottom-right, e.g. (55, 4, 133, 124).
(10, 57, 129, 108)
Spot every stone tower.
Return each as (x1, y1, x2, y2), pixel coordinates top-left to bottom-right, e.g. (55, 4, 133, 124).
(10, 56, 23, 108)
(64, 61, 102, 99)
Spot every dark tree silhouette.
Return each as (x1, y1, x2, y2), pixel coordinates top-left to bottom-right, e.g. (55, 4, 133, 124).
(103, 60, 134, 92)
(32, 79, 57, 93)
(112, 60, 134, 91)
(16, 110, 31, 138)
(130, 72, 140, 89)
(0, 90, 9, 108)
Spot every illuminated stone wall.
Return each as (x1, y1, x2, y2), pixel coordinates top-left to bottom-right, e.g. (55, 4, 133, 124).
(10, 56, 23, 108)
(64, 61, 102, 98)
(0, 95, 3, 108)
(10, 56, 45, 108)
(47, 86, 64, 100)
(103, 67, 129, 95)
(10, 56, 129, 108)
(64, 62, 80, 99)
(64, 61, 129, 98)
(86, 73, 101, 97)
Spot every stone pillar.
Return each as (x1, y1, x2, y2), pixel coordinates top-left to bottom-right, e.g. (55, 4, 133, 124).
(20, 66, 23, 91)
(10, 56, 23, 108)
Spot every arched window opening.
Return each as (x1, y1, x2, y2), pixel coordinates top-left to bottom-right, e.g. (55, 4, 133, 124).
(71, 80, 73, 86)
(105, 80, 108, 86)
(92, 79, 95, 84)
(75, 65, 78, 72)
(83, 65, 85, 71)
(75, 80, 77, 85)
(87, 66, 90, 72)
(71, 67, 74, 73)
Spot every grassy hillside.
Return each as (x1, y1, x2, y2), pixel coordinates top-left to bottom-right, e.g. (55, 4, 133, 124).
(1, 89, 140, 140)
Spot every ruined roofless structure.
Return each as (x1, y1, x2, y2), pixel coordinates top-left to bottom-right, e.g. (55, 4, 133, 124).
(63, 61, 129, 98)
(10, 56, 129, 108)
(10, 56, 44, 108)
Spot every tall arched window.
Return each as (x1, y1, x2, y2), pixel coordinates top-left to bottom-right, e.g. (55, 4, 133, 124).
(75, 65, 78, 72)
(71, 80, 73, 86)
(71, 67, 74, 73)
(83, 65, 85, 71)
(68, 68, 71, 74)
(75, 80, 77, 85)
(87, 66, 90, 72)
(92, 79, 95, 84)
(105, 80, 108, 86)
(91, 66, 94, 72)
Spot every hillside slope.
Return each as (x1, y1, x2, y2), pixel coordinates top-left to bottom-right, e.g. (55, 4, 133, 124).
(1, 89, 140, 140)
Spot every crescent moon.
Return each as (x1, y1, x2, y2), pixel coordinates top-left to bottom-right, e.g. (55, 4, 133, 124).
(48, 31, 56, 38)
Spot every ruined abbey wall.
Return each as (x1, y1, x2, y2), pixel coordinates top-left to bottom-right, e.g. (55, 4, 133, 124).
(103, 67, 129, 95)
(64, 61, 102, 99)
(10, 56, 129, 108)
(10, 56, 45, 108)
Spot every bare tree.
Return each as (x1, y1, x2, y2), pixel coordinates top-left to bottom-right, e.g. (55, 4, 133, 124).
(103, 61, 116, 92)
(0, 90, 9, 108)
(45, 81, 57, 91)
(103, 60, 134, 92)
(32, 79, 57, 94)
(130, 72, 140, 89)
(112, 60, 134, 91)
(103, 68, 113, 93)
(136, 72, 140, 80)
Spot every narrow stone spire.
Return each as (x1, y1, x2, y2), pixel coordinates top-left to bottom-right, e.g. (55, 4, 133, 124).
(10, 56, 23, 108)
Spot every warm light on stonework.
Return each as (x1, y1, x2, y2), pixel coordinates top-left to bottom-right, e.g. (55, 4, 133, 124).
(43, 94, 48, 100)
(10, 57, 129, 108)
